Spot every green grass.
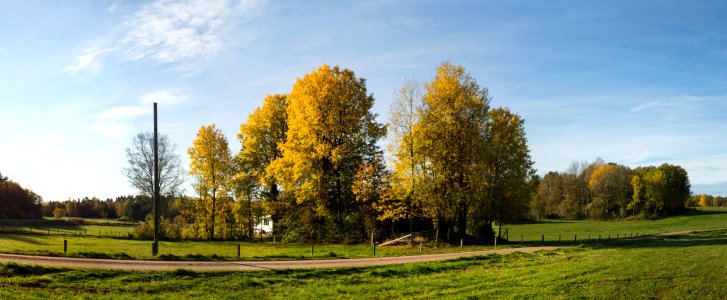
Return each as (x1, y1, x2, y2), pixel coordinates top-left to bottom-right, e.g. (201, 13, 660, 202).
(0, 233, 498, 261)
(503, 207, 727, 242)
(0, 218, 136, 237)
(1, 207, 726, 260)
(2, 230, 727, 299)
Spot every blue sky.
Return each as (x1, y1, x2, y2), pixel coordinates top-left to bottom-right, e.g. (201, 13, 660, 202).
(2, 0, 727, 200)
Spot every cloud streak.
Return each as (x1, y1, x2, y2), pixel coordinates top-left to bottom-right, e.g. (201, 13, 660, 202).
(91, 90, 186, 138)
(64, 48, 114, 76)
(66, 0, 266, 77)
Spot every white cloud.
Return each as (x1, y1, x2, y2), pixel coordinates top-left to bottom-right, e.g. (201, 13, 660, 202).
(97, 105, 151, 121)
(90, 90, 186, 137)
(64, 48, 114, 76)
(140, 90, 188, 105)
(64, 0, 266, 77)
(120, 0, 266, 66)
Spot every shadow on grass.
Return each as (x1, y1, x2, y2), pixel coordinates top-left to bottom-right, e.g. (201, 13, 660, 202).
(591, 230, 727, 249)
(0, 233, 49, 245)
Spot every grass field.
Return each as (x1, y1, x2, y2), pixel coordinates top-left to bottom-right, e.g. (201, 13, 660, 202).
(503, 207, 727, 242)
(1, 229, 727, 299)
(0, 218, 136, 237)
(1, 208, 726, 261)
(0, 233, 503, 261)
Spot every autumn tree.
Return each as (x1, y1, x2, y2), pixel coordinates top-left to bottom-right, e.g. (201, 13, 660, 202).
(380, 79, 424, 239)
(188, 124, 234, 240)
(416, 62, 490, 239)
(588, 163, 632, 219)
(237, 94, 288, 237)
(269, 64, 385, 241)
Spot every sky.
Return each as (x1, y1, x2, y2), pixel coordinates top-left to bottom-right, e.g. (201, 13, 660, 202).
(2, 0, 727, 200)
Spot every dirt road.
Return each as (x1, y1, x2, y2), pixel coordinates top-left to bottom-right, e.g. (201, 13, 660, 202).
(0, 246, 566, 271)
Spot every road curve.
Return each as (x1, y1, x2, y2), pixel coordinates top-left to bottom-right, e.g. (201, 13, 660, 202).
(0, 246, 566, 272)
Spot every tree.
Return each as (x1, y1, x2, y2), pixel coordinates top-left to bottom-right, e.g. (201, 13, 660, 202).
(188, 124, 234, 240)
(0, 179, 43, 219)
(0, 172, 7, 182)
(479, 107, 535, 239)
(416, 62, 490, 238)
(237, 93, 288, 236)
(534, 171, 565, 217)
(588, 163, 632, 219)
(381, 79, 424, 239)
(122, 132, 185, 204)
(269, 64, 385, 241)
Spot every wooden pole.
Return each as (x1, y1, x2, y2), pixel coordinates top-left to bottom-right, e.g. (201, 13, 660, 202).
(152, 102, 160, 256)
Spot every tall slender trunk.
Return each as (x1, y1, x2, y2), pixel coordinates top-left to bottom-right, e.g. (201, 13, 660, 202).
(211, 187, 216, 240)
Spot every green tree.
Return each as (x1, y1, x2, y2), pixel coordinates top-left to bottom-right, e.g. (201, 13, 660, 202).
(188, 124, 234, 240)
(479, 107, 535, 239)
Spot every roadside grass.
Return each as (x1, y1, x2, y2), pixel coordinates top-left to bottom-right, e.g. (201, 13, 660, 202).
(1, 230, 727, 299)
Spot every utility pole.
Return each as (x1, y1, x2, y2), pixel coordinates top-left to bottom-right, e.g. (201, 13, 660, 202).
(152, 102, 160, 256)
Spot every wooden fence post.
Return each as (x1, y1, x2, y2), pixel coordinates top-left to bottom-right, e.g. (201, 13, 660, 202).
(237, 244, 241, 257)
(64, 240, 67, 254)
(372, 232, 376, 256)
(541, 235, 544, 245)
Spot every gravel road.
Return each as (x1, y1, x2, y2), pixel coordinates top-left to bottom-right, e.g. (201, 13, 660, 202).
(0, 246, 566, 272)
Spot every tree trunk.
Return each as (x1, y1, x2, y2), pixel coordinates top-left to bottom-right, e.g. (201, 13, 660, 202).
(211, 188, 216, 240)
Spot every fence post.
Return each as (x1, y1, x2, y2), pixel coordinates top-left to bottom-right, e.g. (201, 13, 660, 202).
(520, 235, 523, 246)
(494, 236, 497, 248)
(237, 244, 241, 257)
(616, 233, 619, 239)
(460, 239, 463, 251)
(419, 241, 423, 254)
(558, 235, 561, 245)
(541, 235, 544, 245)
(64, 240, 67, 254)
(311, 243, 314, 257)
(598, 234, 601, 241)
(372, 232, 376, 256)
(574, 234, 577, 243)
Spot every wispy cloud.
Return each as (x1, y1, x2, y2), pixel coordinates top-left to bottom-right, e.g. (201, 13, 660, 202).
(629, 101, 678, 112)
(66, 0, 266, 77)
(64, 47, 114, 76)
(91, 90, 187, 138)
(120, 0, 265, 68)
(140, 90, 188, 105)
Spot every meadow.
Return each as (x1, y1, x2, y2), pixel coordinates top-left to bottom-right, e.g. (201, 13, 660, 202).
(1, 208, 726, 261)
(1, 229, 726, 299)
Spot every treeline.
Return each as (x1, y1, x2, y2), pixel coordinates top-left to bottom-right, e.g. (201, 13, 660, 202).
(41, 195, 192, 222)
(0, 172, 43, 219)
(179, 62, 535, 243)
(690, 194, 727, 207)
(532, 159, 691, 220)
